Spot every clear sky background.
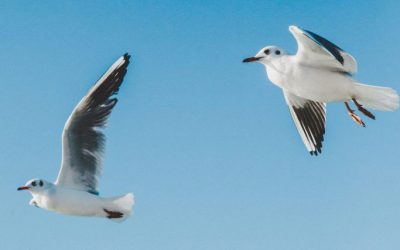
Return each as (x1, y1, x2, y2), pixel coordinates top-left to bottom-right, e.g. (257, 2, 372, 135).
(1, 1, 399, 250)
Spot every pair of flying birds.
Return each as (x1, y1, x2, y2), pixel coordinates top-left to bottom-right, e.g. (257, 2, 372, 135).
(18, 26, 399, 222)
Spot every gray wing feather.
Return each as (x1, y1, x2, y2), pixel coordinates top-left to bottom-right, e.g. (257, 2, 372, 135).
(55, 54, 130, 194)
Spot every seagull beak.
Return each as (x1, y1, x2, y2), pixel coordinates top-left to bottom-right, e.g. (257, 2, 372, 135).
(242, 56, 262, 63)
(17, 186, 29, 191)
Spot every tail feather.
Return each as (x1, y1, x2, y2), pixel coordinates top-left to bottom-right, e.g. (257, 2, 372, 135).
(354, 83, 399, 111)
(104, 193, 134, 222)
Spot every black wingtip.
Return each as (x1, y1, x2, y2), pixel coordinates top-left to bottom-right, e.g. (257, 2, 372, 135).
(309, 149, 321, 156)
(123, 53, 131, 60)
(303, 29, 344, 65)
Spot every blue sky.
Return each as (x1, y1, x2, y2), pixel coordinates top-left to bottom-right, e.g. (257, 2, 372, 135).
(1, 1, 400, 249)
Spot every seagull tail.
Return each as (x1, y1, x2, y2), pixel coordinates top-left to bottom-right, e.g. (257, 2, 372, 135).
(104, 193, 135, 222)
(354, 83, 399, 111)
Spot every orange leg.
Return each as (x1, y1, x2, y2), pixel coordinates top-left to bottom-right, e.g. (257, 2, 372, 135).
(104, 208, 123, 219)
(352, 98, 375, 120)
(344, 102, 365, 127)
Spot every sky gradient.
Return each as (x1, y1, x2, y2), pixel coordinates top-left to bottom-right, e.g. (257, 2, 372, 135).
(1, 1, 400, 250)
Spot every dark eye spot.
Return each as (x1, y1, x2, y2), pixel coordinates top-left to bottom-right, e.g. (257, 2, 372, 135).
(264, 49, 270, 55)
(32, 181, 36, 187)
(39, 180, 43, 187)
(275, 50, 281, 55)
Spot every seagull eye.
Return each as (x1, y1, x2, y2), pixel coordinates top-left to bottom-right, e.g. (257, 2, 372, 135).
(275, 50, 281, 55)
(264, 49, 270, 55)
(39, 180, 43, 187)
(31, 181, 36, 187)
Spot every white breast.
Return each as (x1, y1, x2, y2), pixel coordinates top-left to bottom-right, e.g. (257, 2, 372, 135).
(264, 57, 356, 103)
(37, 187, 104, 217)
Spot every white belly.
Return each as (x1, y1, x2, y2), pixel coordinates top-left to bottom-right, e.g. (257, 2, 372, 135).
(37, 188, 105, 217)
(267, 64, 357, 103)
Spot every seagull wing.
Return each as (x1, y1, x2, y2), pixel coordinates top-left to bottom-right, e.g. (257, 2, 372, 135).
(289, 25, 357, 74)
(55, 54, 131, 194)
(283, 91, 326, 155)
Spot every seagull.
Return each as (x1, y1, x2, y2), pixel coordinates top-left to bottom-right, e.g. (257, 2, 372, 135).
(18, 53, 134, 222)
(243, 25, 399, 155)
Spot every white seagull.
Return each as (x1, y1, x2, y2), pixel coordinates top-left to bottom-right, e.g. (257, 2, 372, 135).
(243, 25, 399, 155)
(18, 53, 134, 222)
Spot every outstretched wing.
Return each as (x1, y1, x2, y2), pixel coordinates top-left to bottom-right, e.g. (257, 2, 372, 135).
(283, 91, 326, 155)
(289, 25, 357, 74)
(55, 54, 131, 194)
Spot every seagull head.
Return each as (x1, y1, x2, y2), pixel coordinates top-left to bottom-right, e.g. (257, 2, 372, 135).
(243, 46, 286, 66)
(18, 179, 51, 193)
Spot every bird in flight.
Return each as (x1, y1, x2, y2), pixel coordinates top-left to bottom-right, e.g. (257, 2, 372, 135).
(18, 54, 134, 222)
(243, 25, 399, 155)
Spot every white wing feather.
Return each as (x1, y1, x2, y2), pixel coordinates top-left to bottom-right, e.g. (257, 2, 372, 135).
(283, 91, 326, 155)
(289, 25, 357, 74)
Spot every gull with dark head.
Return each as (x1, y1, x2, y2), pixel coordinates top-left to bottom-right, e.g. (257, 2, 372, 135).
(18, 53, 134, 222)
(243, 25, 399, 155)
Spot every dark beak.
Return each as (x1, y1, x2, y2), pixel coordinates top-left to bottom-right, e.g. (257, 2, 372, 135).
(242, 56, 261, 63)
(17, 186, 29, 191)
